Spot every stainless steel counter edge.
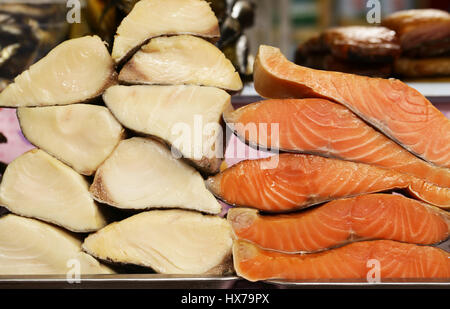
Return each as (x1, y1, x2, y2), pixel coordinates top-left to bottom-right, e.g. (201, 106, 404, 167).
(0, 275, 448, 289)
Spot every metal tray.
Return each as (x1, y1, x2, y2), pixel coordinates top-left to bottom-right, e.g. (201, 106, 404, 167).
(0, 275, 241, 289)
(0, 93, 448, 289)
(0, 275, 448, 289)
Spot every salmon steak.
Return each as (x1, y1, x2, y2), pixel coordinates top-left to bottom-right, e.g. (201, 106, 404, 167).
(228, 194, 450, 253)
(206, 154, 450, 211)
(253, 45, 450, 168)
(233, 239, 450, 281)
(224, 98, 450, 188)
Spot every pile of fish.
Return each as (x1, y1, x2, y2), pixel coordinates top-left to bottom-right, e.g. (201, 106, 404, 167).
(295, 9, 450, 78)
(0, 0, 242, 276)
(207, 45, 450, 281)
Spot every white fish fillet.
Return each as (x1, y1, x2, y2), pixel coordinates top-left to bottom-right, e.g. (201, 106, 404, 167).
(112, 0, 220, 64)
(0, 149, 107, 232)
(17, 105, 125, 176)
(0, 36, 116, 107)
(119, 35, 243, 91)
(103, 85, 231, 174)
(0, 214, 113, 275)
(82, 210, 233, 275)
(90, 137, 222, 214)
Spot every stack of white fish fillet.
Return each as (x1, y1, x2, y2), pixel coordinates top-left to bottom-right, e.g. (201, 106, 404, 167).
(0, 0, 243, 276)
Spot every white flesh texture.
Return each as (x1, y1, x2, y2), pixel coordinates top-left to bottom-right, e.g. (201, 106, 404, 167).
(0, 149, 107, 232)
(103, 85, 231, 174)
(0, 214, 114, 275)
(119, 35, 243, 91)
(83, 210, 233, 274)
(111, 0, 220, 64)
(18, 105, 124, 176)
(0, 36, 116, 107)
(90, 137, 222, 214)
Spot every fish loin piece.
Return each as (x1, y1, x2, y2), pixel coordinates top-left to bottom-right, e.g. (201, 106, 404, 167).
(320, 26, 400, 63)
(233, 239, 450, 281)
(90, 137, 222, 214)
(0, 214, 113, 275)
(0, 36, 116, 107)
(112, 0, 220, 64)
(254, 45, 450, 168)
(0, 149, 108, 232)
(228, 194, 450, 253)
(206, 154, 450, 211)
(224, 98, 450, 188)
(104, 85, 231, 174)
(83, 210, 233, 275)
(119, 35, 243, 92)
(17, 105, 125, 176)
(382, 9, 450, 57)
(394, 57, 450, 78)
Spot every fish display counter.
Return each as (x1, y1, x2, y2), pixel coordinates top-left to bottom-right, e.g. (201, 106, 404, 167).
(0, 0, 449, 290)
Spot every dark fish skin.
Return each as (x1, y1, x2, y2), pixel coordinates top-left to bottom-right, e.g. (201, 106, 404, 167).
(0, 161, 6, 179)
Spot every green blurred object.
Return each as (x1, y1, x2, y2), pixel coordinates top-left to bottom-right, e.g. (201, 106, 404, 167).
(69, 0, 118, 46)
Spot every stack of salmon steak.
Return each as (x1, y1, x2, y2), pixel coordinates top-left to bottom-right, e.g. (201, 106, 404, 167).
(206, 45, 450, 281)
(0, 0, 242, 276)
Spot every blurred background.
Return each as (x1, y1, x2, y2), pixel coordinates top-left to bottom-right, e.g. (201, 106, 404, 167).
(250, 0, 450, 58)
(0, 0, 449, 165)
(1, 0, 449, 88)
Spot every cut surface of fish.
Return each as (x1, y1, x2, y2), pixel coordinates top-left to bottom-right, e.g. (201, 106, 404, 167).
(112, 0, 220, 64)
(228, 194, 450, 253)
(254, 45, 450, 168)
(83, 209, 233, 275)
(119, 35, 243, 92)
(233, 239, 450, 282)
(104, 85, 231, 174)
(17, 105, 124, 176)
(0, 149, 107, 232)
(206, 154, 450, 211)
(0, 214, 113, 275)
(90, 137, 221, 214)
(0, 36, 116, 107)
(225, 98, 450, 188)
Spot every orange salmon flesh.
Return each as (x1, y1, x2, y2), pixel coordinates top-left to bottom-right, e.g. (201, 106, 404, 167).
(233, 239, 450, 281)
(225, 98, 450, 188)
(254, 45, 450, 169)
(228, 194, 449, 253)
(206, 154, 450, 211)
